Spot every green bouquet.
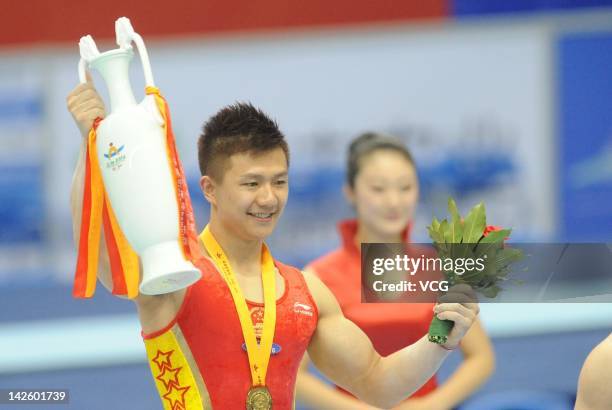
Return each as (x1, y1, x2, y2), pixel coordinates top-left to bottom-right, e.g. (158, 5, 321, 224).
(427, 198, 523, 344)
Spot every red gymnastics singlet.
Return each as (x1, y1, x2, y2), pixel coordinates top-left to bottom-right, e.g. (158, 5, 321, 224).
(142, 257, 318, 409)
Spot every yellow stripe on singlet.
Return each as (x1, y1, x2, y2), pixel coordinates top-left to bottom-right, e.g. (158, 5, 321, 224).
(144, 326, 210, 409)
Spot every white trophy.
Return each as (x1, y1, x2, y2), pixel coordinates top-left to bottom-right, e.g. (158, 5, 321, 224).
(78, 17, 201, 295)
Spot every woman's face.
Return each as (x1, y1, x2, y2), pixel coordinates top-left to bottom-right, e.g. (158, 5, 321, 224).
(348, 149, 419, 238)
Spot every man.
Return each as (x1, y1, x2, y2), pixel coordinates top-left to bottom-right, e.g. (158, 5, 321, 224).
(575, 333, 612, 410)
(67, 78, 479, 410)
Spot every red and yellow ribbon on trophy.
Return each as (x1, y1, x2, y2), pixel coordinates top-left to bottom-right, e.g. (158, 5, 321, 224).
(73, 18, 203, 299)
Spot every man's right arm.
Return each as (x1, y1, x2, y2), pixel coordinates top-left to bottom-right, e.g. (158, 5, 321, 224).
(67, 79, 115, 293)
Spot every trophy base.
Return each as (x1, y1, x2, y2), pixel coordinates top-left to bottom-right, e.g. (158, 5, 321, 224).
(139, 241, 202, 295)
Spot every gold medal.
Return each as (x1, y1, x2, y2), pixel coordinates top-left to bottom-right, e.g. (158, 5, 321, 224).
(201, 226, 277, 407)
(246, 386, 272, 410)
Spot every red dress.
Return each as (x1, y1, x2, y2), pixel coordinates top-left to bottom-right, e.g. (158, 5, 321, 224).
(308, 219, 437, 397)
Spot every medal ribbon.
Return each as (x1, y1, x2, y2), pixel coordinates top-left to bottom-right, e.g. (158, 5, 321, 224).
(200, 225, 276, 387)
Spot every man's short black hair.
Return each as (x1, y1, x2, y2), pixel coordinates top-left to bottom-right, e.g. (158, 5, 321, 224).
(197, 102, 289, 181)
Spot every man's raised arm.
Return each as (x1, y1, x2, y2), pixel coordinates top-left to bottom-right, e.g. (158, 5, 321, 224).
(66, 77, 116, 292)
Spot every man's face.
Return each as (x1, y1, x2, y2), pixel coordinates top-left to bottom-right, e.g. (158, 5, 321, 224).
(204, 148, 289, 241)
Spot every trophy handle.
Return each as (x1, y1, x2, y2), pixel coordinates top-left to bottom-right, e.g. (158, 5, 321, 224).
(78, 34, 101, 84)
(78, 58, 87, 84)
(115, 17, 156, 88)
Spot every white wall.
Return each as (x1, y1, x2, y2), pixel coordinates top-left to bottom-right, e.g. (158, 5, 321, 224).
(0, 19, 556, 280)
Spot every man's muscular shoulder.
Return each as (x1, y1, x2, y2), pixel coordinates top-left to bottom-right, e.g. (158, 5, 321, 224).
(301, 269, 343, 319)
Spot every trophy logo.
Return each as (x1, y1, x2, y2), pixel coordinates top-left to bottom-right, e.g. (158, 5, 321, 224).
(104, 142, 126, 171)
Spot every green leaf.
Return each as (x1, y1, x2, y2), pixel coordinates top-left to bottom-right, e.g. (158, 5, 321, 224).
(440, 219, 452, 244)
(448, 197, 461, 224)
(427, 225, 444, 244)
(428, 219, 441, 244)
(431, 217, 440, 232)
(452, 220, 464, 244)
(474, 232, 508, 258)
(448, 198, 461, 227)
(480, 285, 501, 298)
(460, 269, 484, 282)
(493, 248, 524, 270)
(433, 242, 450, 258)
(446, 198, 464, 244)
(462, 202, 486, 244)
(479, 229, 511, 244)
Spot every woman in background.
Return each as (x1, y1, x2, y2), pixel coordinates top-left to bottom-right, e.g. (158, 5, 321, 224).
(297, 132, 495, 410)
